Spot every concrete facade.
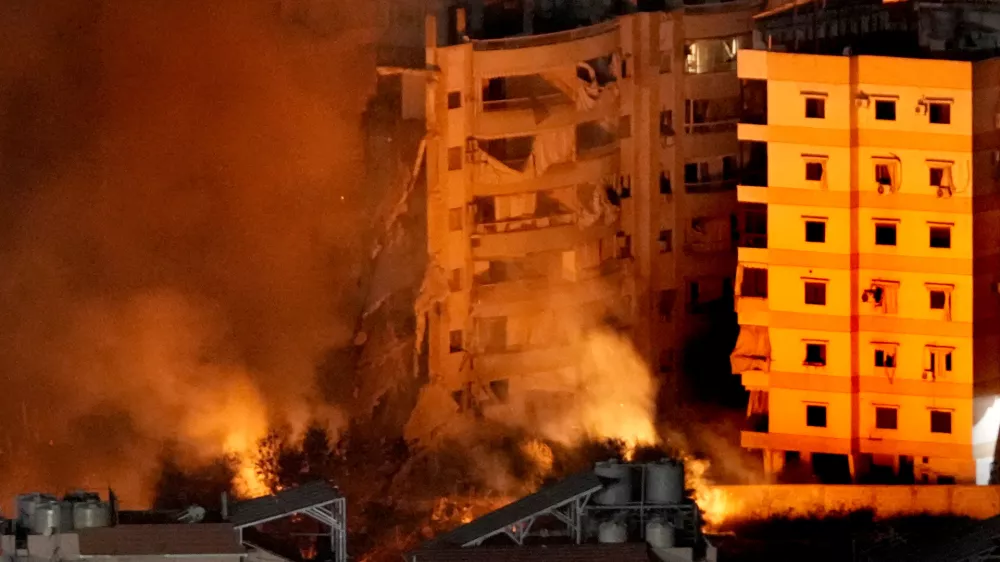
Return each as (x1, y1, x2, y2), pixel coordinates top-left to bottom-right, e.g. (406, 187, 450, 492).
(408, 2, 760, 441)
(732, 49, 1000, 485)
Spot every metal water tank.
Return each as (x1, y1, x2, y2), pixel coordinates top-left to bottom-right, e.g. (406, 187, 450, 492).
(58, 501, 74, 532)
(31, 501, 61, 535)
(73, 501, 110, 529)
(646, 460, 684, 504)
(594, 460, 632, 505)
(646, 519, 676, 548)
(17, 493, 57, 528)
(597, 521, 627, 544)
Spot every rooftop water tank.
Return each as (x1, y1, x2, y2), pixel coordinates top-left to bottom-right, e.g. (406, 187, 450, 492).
(31, 501, 61, 535)
(17, 493, 57, 528)
(646, 459, 684, 504)
(594, 460, 632, 505)
(58, 500, 74, 532)
(597, 521, 627, 544)
(646, 519, 676, 548)
(73, 500, 110, 530)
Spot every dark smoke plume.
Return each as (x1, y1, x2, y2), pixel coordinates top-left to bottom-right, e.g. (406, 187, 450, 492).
(0, 0, 377, 506)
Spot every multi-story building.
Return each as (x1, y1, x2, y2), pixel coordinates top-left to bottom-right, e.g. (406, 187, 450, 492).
(730, 48, 1000, 484)
(405, 0, 760, 440)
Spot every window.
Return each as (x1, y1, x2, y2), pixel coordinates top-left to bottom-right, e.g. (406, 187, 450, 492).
(447, 91, 462, 109)
(805, 343, 827, 366)
(929, 102, 951, 125)
(449, 330, 463, 353)
(805, 97, 826, 119)
(660, 171, 672, 194)
(930, 167, 944, 187)
(873, 159, 899, 192)
(929, 226, 951, 249)
(874, 347, 897, 368)
(806, 404, 828, 428)
(875, 223, 897, 246)
(925, 346, 954, 379)
(741, 267, 768, 298)
(875, 407, 898, 430)
(617, 232, 632, 259)
(804, 281, 827, 305)
(619, 115, 632, 139)
(448, 146, 463, 170)
(875, 99, 896, 121)
(658, 230, 673, 253)
(930, 290, 947, 310)
(449, 269, 462, 291)
(805, 220, 826, 243)
(805, 161, 825, 181)
(930, 410, 952, 434)
(658, 289, 677, 321)
(660, 110, 674, 136)
(449, 208, 463, 231)
(722, 156, 738, 180)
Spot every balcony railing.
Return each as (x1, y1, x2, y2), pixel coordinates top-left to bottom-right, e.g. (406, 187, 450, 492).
(474, 212, 576, 235)
(482, 92, 570, 112)
(683, 239, 733, 254)
(739, 233, 767, 249)
(685, 179, 738, 194)
(685, 119, 738, 135)
(471, 19, 618, 51)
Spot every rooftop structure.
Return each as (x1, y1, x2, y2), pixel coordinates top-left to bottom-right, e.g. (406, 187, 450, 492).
(730, 48, 1000, 484)
(411, 460, 715, 562)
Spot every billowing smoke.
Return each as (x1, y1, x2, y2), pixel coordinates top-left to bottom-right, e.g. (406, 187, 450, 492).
(0, 0, 376, 505)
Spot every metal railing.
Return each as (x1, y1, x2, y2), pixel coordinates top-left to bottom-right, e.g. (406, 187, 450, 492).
(482, 92, 570, 112)
(682, 0, 764, 14)
(685, 119, 738, 134)
(474, 212, 576, 234)
(472, 19, 619, 51)
(739, 233, 768, 249)
(684, 178, 738, 194)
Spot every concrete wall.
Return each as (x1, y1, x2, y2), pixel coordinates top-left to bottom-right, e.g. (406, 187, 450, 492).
(712, 484, 1000, 525)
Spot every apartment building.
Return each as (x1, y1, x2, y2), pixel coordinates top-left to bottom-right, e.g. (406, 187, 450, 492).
(405, 0, 758, 440)
(730, 49, 1000, 484)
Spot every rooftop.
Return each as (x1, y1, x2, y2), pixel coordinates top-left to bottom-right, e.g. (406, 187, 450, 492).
(413, 543, 653, 562)
(230, 480, 342, 529)
(76, 523, 245, 556)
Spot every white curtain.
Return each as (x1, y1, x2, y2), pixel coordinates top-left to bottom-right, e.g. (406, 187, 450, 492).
(730, 325, 771, 374)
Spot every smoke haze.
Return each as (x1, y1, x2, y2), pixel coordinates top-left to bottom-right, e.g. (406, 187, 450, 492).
(0, 0, 375, 505)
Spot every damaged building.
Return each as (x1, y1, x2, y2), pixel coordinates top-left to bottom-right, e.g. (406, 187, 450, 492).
(398, 0, 759, 443)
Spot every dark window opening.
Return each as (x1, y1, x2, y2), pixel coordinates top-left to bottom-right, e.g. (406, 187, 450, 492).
(805, 282, 827, 305)
(930, 410, 952, 434)
(805, 162, 824, 181)
(945, 351, 952, 372)
(875, 100, 896, 121)
(875, 407, 898, 430)
(658, 230, 672, 253)
(875, 223, 897, 246)
(875, 163, 892, 186)
(449, 330, 463, 353)
(805, 220, 826, 243)
(930, 167, 945, 187)
(930, 226, 951, 248)
(660, 171, 672, 194)
(660, 110, 674, 136)
(806, 405, 828, 428)
(875, 349, 896, 368)
(930, 290, 946, 310)
(447, 91, 462, 109)
(741, 268, 768, 298)
(805, 97, 826, 119)
(805, 343, 827, 366)
(929, 103, 951, 125)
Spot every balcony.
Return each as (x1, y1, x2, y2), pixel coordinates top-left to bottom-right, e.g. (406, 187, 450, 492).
(471, 20, 620, 79)
(474, 212, 576, 235)
(684, 34, 751, 75)
(472, 221, 611, 259)
(685, 178, 738, 194)
(739, 79, 767, 125)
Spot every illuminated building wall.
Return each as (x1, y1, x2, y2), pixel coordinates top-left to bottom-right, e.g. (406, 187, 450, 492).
(408, 2, 759, 439)
(732, 49, 1000, 484)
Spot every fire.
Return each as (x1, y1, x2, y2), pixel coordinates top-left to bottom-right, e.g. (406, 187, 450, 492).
(224, 432, 271, 499)
(684, 458, 734, 531)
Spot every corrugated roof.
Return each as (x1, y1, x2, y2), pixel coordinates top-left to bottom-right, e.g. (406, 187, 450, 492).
(413, 543, 651, 562)
(77, 523, 245, 556)
(230, 480, 342, 528)
(428, 472, 602, 547)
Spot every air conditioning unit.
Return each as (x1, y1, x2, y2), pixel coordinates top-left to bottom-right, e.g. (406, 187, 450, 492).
(915, 100, 928, 115)
(923, 369, 935, 380)
(855, 96, 870, 109)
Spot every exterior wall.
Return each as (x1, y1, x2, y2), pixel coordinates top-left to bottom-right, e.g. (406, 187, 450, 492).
(712, 484, 1000, 525)
(411, 3, 757, 439)
(735, 50, 994, 484)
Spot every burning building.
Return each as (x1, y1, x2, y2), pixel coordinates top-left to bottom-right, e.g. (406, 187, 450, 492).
(403, 0, 759, 446)
(409, 459, 716, 562)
